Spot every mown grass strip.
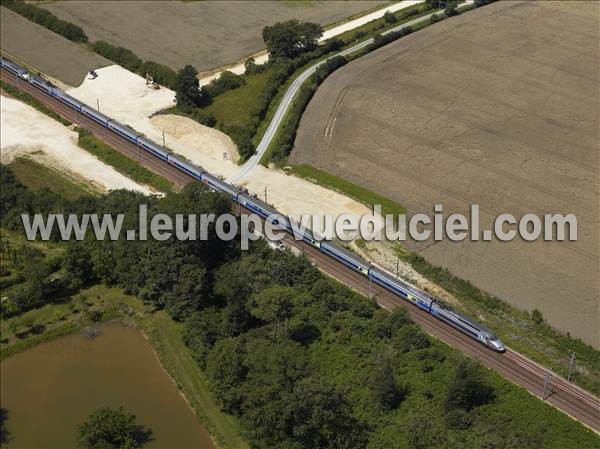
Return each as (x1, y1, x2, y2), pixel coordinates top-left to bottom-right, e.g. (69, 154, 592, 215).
(146, 311, 250, 449)
(1, 80, 71, 126)
(77, 130, 174, 193)
(292, 164, 405, 216)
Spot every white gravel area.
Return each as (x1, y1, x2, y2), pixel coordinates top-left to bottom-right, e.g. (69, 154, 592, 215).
(1, 95, 152, 194)
(67, 65, 240, 178)
(240, 166, 384, 235)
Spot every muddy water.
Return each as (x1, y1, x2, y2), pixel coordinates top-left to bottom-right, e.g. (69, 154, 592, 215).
(0, 322, 215, 449)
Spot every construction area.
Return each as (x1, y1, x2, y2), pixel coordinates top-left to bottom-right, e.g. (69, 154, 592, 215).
(292, 1, 600, 346)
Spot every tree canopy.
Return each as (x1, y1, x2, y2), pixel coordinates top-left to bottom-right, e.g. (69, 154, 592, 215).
(175, 65, 205, 107)
(76, 406, 150, 449)
(262, 20, 323, 59)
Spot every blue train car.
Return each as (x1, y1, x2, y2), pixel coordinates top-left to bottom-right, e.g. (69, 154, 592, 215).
(202, 172, 239, 200)
(167, 154, 202, 180)
(81, 104, 111, 126)
(29, 76, 53, 95)
(53, 90, 84, 112)
(320, 242, 369, 274)
(238, 194, 292, 231)
(107, 120, 139, 144)
(370, 268, 410, 298)
(138, 136, 169, 160)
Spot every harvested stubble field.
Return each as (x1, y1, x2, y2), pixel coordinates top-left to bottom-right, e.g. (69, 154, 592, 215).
(292, 1, 600, 346)
(0, 7, 109, 86)
(39, 0, 386, 72)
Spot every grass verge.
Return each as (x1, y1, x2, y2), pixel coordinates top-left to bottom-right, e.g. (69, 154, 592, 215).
(9, 156, 99, 200)
(292, 164, 405, 216)
(77, 129, 175, 194)
(144, 311, 249, 449)
(1, 80, 71, 126)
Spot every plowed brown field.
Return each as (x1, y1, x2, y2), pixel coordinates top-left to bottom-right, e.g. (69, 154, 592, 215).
(292, 1, 600, 346)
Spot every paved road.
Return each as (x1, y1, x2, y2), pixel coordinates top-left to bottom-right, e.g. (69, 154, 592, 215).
(227, 5, 468, 184)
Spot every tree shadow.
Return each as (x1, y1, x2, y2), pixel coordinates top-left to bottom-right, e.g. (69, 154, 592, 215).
(135, 425, 154, 447)
(0, 408, 11, 445)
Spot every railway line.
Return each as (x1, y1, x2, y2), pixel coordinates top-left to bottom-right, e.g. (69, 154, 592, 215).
(1, 66, 598, 433)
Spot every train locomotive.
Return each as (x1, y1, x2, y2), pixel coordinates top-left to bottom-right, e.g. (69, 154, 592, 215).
(0, 57, 506, 353)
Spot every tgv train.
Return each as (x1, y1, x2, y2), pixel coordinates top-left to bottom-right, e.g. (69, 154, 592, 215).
(0, 57, 506, 352)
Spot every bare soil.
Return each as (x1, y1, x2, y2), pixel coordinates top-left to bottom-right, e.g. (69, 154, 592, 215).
(0, 7, 110, 86)
(292, 1, 600, 346)
(38, 0, 386, 72)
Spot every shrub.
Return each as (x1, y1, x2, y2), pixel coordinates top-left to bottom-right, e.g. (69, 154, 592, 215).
(139, 61, 177, 89)
(203, 71, 245, 98)
(91, 41, 178, 89)
(367, 27, 414, 52)
(445, 0, 460, 16)
(430, 13, 443, 24)
(312, 56, 347, 84)
(191, 109, 217, 127)
(384, 11, 398, 24)
(270, 81, 317, 163)
(92, 41, 142, 73)
(224, 125, 255, 160)
(531, 308, 544, 325)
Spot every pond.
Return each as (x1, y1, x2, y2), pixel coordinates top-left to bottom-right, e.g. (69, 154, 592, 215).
(1, 322, 215, 449)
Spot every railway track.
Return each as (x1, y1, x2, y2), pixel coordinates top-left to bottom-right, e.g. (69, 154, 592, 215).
(2, 68, 598, 433)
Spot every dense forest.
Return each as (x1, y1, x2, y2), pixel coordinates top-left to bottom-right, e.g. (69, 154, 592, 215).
(1, 164, 598, 449)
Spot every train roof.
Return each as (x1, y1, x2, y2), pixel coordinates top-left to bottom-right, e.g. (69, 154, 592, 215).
(80, 103, 111, 123)
(202, 171, 239, 196)
(321, 241, 370, 269)
(238, 193, 281, 216)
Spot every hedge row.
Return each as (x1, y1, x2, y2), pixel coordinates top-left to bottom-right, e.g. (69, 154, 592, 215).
(202, 71, 245, 98)
(2, 0, 87, 42)
(91, 41, 177, 89)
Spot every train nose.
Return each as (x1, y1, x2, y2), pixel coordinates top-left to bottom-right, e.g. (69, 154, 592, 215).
(493, 341, 506, 352)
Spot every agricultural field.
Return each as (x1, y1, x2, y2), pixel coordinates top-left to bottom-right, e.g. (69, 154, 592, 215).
(38, 0, 387, 72)
(0, 7, 109, 86)
(292, 1, 600, 346)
